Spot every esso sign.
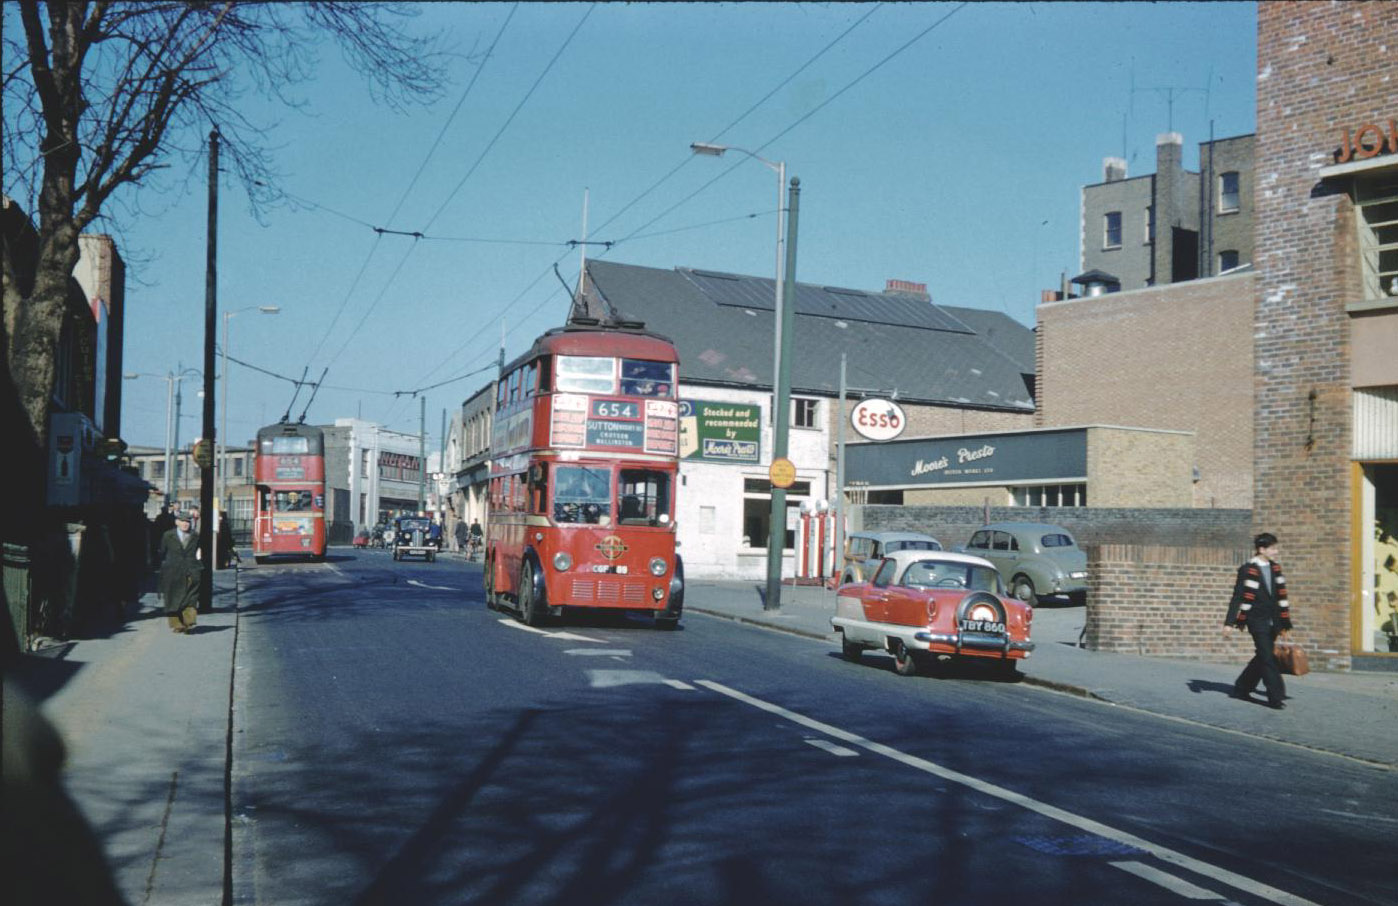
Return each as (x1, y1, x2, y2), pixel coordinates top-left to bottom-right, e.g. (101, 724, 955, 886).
(850, 399, 906, 441)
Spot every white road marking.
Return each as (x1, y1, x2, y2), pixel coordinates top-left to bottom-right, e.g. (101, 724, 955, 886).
(495, 620, 606, 643)
(1317, 808, 1398, 826)
(563, 649, 633, 657)
(663, 680, 696, 691)
(804, 737, 859, 758)
(696, 680, 1323, 906)
(587, 670, 672, 688)
(1110, 861, 1222, 899)
(407, 579, 456, 591)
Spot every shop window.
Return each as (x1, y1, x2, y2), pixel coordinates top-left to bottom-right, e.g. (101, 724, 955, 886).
(1360, 464, 1398, 654)
(793, 398, 818, 429)
(1103, 211, 1122, 249)
(1356, 175, 1398, 299)
(1218, 171, 1240, 213)
(741, 477, 807, 549)
(1011, 483, 1087, 507)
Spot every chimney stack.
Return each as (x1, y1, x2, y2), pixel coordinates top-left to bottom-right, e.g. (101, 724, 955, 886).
(1103, 157, 1127, 182)
(885, 279, 930, 301)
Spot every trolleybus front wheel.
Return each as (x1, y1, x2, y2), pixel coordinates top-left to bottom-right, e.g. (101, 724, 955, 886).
(518, 563, 547, 627)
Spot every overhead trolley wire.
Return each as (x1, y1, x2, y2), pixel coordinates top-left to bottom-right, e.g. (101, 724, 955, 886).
(387, 4, 887, 402)
(301, 4, 519, 380)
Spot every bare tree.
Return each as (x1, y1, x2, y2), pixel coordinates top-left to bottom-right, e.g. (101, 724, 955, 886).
(2, 1, 446, 527)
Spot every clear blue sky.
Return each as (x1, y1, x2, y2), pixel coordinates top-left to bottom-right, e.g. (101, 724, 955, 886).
(102, 1, 1257, 451)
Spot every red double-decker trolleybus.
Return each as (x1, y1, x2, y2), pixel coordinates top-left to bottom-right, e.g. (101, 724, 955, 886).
(252, 421, 327, 562)
(485, 320, 683, 628)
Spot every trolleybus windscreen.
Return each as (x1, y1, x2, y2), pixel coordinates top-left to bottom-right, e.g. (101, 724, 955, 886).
(555, 356, 615, 394)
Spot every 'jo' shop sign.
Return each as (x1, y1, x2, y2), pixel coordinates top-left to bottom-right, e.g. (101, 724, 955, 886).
(1335, 118, 1397, 163)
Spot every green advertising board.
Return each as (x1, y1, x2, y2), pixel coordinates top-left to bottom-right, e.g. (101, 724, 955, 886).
(678, 399, 761, 463)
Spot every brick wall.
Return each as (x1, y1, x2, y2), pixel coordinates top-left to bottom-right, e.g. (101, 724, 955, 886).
(1086, 427, 1193, 507)
(1036, 273, 1255, 508)
(1085, 544, 1340, 670)
(1254, 1, 1398, 670)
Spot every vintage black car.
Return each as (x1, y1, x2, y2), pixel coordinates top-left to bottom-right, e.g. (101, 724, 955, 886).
(392, 516, 437, 562)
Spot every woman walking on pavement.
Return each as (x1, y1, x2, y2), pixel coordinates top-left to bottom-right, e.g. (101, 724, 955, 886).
(159, 510, 202, 633)
(1225, 531, 1292, 709)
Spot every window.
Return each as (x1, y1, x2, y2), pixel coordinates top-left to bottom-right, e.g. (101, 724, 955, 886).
(552, 465, 612, 525)
(793, 398, 818, 429)
(1218, 249, 1240, 273)
(619, 359, 674, 397)
(1218, 171, 1240, 213)
(619, 469, 671, 524)
(1011, 483, 1087, 507)
(555, 355, 615, 394)
(1144, 206, 1154, 244)
(152, 460, 166, 480)
(1103, 211, 1122, 248)
(234, 457, 244, 478)
(1356, 175, 1398, 299)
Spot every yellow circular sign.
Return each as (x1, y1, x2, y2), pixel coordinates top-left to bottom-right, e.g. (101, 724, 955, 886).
(769, 457, 796, 489)
(193, 439, 214, 470)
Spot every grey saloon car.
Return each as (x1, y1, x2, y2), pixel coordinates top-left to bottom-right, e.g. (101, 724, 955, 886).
(964, 522, 1087, 603)
(840, 530, 943, 584)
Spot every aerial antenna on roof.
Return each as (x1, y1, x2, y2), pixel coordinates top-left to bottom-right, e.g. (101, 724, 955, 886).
(281, 367, 309, 423)
(296, 367, 328, 424)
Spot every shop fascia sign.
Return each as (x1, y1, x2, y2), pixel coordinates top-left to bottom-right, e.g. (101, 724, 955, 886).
(909, 443, 996, 478)
(850, 398, 906, 441)
(1336, 117, 1397, 163)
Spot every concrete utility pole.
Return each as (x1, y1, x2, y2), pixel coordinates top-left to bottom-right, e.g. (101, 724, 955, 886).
(199, 128, 219, 613)
(765, 176, 800, 612)
(418, 395, 426, 513)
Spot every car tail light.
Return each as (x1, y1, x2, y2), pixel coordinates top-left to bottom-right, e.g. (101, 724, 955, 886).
(926, 600, 938, 621)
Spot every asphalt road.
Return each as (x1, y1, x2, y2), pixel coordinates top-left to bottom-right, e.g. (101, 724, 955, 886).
(229, 551, 1398, 906)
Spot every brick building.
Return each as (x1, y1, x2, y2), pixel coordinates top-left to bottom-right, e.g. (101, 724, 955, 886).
(1253, 1, 1398, 669)
(1081, 132, 1256, 290)
(1036, 272, 1256, 509)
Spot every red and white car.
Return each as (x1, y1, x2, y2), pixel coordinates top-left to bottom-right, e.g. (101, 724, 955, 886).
(832, 550, 1035, 677)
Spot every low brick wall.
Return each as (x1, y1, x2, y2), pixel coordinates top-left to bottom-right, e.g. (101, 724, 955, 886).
(1085, 544, 1334, 670)
(1085, 545, 1247, 661)
(852, 505, 1251, 549)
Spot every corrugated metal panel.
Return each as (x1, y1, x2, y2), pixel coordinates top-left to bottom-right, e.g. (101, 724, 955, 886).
(1354, 386, 1398, 459)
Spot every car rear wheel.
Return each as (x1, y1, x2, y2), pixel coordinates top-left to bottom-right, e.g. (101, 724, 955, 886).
(891, 641, 920, 676)
(840, 632, 862, 662)
(1010, 574, 1036, 603)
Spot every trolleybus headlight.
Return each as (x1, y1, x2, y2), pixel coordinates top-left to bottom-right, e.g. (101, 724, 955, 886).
(649, 557, 667, 577)
(553, 552, 573, 571)
(652, 587, 665, 601)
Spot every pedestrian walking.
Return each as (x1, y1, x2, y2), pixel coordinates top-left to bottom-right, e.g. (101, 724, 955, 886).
(1225, 532, 1292, 710)
(158, 511, 201, 633)
(454, 519, 468, 554)
(216, 511, 239, 570)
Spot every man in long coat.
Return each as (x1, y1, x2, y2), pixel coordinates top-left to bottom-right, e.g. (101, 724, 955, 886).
(158, 511, 201, 633)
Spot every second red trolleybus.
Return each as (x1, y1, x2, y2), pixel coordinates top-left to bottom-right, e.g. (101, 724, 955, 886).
(252, 420, 327, 562)
(484, 319, 684, 628)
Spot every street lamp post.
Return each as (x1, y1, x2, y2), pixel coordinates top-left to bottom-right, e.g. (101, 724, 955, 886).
(690, 142, 799, 611)
(219, 306, 280, 512)
(124, 368, 200, 505)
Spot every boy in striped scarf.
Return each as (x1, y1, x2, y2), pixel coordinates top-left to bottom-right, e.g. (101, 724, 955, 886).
(1225, 532, 1292, 710)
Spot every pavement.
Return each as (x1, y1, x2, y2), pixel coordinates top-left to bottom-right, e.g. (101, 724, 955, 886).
(6, 557, 1397, 905)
